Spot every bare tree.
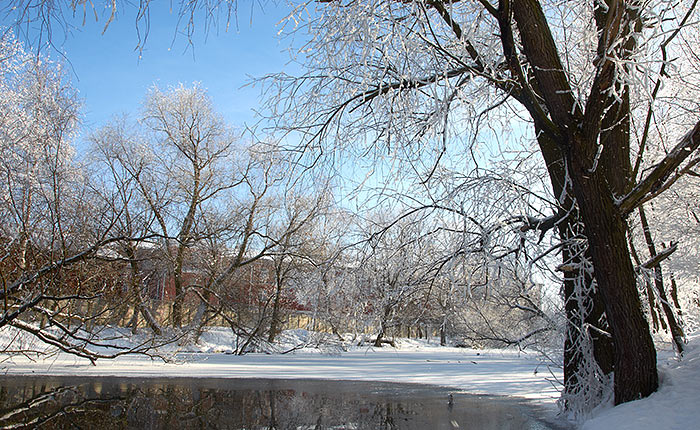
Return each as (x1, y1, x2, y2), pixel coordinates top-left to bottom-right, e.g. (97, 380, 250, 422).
(145, 84, 244, 328)
(91, 84, 244, 329)
(260, 0, 700, 409)
(5, 0, 700, 412)
(90, 118, 163, 335)
(0, 30, 158, 361)
(266, 190, 332, 343)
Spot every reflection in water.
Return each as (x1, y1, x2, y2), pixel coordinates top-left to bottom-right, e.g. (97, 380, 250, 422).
(0, 377, 560, 429)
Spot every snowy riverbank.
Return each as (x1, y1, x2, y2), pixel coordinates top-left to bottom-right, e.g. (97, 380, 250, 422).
(2, 328, 698, 429)
(581, 331, 700, 430)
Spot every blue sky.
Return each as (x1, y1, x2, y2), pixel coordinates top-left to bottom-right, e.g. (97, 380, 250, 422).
(3, 2, 298, 145)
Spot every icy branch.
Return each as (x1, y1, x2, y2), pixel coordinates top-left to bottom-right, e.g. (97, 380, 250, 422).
(619, 119, 700, 216)
(636, 242, 678, 272)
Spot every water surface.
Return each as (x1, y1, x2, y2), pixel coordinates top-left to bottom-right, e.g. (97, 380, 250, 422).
(0, 376, 566, 429)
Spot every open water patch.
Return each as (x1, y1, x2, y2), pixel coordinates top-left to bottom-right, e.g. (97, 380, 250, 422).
(0, 376, 568, 429)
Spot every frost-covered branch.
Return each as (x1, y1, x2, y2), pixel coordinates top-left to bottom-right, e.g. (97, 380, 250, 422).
(620, 119, 700, 216)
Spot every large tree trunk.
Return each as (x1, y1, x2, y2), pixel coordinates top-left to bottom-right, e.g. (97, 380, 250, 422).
(515, 1, 655, 395)
(537, 131, 614, 401)
(568, 138, 658, 404)
(561, 248, 614, 398)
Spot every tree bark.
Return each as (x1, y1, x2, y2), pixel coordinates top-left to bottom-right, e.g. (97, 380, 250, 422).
(537, 131, 614, 399)
(567, 136, 658, 404)
(374, 305, 392, 347)
(171, 265, 185, 328)
(629, 237, 661, 331)
(510, 0, 657, 404)
(669, 274, 682, 314)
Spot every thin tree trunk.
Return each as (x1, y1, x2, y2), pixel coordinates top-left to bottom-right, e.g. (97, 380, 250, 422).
(629, 236, 661, 331)
(190, 290, 212, 343)
(669, 274, 682, 314)
(126, 246, 142, 334)
(268, 278, 284, 343)
(128, 307, 139, 333)
(125, 245, 162, 335)
(639, 206, 685, 354)
(374, 305, 392, 347)
(139, 303, 162, 336)
(373, 330, 385, 347)
(18, 188, 31, 271)
(172, 163, 201, 329)
(172, 258, 185, 328)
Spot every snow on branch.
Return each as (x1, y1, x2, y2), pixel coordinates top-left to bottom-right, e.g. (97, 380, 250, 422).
(619, 119, 700, 216)
(516, 210, 569, 242)
(636, 241, 678, 272)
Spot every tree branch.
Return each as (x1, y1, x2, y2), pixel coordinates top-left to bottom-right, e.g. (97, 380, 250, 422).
(619, 119, 700, 216)
(637, 242, 678, 272)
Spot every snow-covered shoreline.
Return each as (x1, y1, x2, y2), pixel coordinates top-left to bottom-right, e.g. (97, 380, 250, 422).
(580, 331, 700, 430)
(2, 329, 699, 429)
(1, 327, 560, 400)
(1, 345, 560, 401)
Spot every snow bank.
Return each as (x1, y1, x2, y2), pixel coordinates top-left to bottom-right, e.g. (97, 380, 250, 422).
(1, 327, 561, 404)
(582, 331, 700, 430)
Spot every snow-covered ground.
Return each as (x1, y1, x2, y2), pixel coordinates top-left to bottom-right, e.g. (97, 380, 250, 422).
(1, 328, 559, 399)
(581, 331, 700, 430)
(2, 328, 699, 429)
